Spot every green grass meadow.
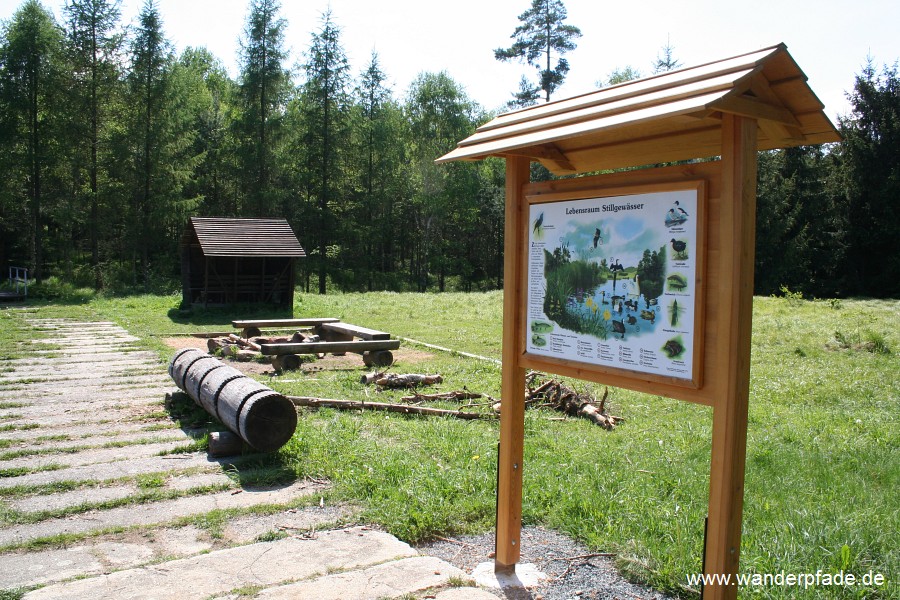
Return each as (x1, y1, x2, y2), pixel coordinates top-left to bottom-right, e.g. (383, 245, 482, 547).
(0, 292, 897, 598)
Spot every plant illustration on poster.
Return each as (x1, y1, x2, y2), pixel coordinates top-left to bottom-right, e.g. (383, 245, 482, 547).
(527, 188, 700, 382)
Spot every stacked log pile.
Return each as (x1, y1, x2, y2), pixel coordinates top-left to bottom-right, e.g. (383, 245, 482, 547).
(207, 331, 319, 364)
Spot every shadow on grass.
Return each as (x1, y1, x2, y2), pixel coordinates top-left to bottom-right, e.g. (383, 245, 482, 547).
(166, 303, 293, 327)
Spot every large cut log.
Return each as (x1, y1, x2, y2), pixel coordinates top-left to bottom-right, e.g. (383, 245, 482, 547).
(208, 430, 244, 457)
(368, 373, 443, 388)
(168, 348, 297, 452)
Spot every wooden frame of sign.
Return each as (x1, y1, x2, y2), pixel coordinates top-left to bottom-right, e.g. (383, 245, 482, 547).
(439, 45, 841, 600)
(498, 130, 755, 600)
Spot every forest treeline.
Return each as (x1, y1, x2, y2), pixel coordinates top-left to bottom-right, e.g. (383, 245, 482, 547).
(1, 0, 899, 298)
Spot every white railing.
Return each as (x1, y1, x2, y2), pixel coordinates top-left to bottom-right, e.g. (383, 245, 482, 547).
(8, 266, 28, 297)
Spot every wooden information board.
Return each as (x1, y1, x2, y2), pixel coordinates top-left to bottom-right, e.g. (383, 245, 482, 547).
(525, 182, 705, 388)
(438, 44, 841, 600)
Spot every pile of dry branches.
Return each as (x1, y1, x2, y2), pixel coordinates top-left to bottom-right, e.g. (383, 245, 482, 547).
(518, 372, 623, 430)
(300, 369, 622, 429)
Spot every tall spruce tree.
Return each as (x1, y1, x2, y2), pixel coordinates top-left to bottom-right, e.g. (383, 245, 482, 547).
(352, 51, 406, 289)
(125, 0, 171, 284)
(837, 59, 900, 297)
(300, 9, 351, 294)
(0, 0, 66, 281)
(495, 0, 581, 103)
(755, 146, 843, 296)
(64, 0, 123, 288)
(235, 0, 290, 217)
(652, 38, 682, 74)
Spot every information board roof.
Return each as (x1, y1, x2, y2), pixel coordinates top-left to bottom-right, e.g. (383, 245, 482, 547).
(437, 44, 841, 174)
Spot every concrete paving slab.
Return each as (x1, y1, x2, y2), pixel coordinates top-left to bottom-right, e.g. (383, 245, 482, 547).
(1, 374, 172, 392)
(255, 555, 466, 600)
(435, 587, 501, 600)
(0, 506, 349, 590)
(0, 397, 165, 422)
(9, 485, 139, 513)
(22, 526, 416, 600)
(220, 504, 349, 543)
(9, 472, 234, 513)
(0, 422, 190, 444)
(1, 356, 158, 373)
(6, 353, 160, 368)
(0, 452, 228, 489)
(0, 547, 106, 589)
(0, 368, 166, 386)
(0, 402, 174, 430)
(472, 561, 548, 591)
(0, 480, 325, 546)
(0, 440, 184, 471)
(0, 429, 192, 451)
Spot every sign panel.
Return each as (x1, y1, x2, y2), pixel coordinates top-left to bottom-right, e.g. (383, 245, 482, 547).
(526, 187, 701, 382)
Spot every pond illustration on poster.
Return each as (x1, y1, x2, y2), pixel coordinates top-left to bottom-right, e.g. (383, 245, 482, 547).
(527, 188, 701, 382)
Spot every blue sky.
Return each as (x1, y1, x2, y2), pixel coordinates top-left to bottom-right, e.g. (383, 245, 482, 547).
(4, 0, 898, 122)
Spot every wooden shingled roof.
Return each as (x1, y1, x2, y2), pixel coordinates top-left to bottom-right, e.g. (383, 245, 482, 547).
(187, 217, 306, 258)
(437, 44, 841, 175)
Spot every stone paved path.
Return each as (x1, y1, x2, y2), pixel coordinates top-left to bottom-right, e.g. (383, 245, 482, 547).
(0, 317, 488, 599)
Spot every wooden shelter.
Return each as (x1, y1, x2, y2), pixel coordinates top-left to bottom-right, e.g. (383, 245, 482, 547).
(181, 217, 305, 308)
(438, 43, 839, 599)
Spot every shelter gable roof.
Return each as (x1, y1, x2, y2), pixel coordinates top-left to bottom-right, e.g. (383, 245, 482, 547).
(187, 217, 306, 258)
(437, 44, 840, 175)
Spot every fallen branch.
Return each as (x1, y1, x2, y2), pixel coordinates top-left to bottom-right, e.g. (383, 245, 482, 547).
(287, 396, 493, 421)
(400, 390, 482, 402)
(361, 373, 444, 388)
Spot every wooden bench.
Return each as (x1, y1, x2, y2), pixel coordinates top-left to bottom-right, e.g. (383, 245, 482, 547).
(259, 339, 400, 370)
(318, 322, 391, 341)
(235, 319, 398, 370)
(232, 318, 341, 338)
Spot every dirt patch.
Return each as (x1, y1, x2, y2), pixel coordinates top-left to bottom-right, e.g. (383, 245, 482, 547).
(161, 337, 435, 377)
(162, 337, 210, 352)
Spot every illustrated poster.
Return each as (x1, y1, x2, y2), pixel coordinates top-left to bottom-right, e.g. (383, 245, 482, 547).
(527, 189, 699, 381)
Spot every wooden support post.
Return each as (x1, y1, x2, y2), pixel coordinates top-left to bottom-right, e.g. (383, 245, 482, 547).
(203, 258, 209, 308)
(495, 155, 530, 572)
(704, 114, 757, 599)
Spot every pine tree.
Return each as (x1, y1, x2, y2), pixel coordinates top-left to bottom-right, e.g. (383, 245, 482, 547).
(837, 58, 900, 297)
(64, 0, 123, 288)
(755, 146, 843, 296)
(299, 9, 351, 294)
(494, 0, 581, 103)
(235, 0, 290, 217)
(352, 51, 406, 289)
(653, 37, 682, 74)
(507, 75, 541, 109)
(0, 0, 67, 281)
(124, 0, 172, 284)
